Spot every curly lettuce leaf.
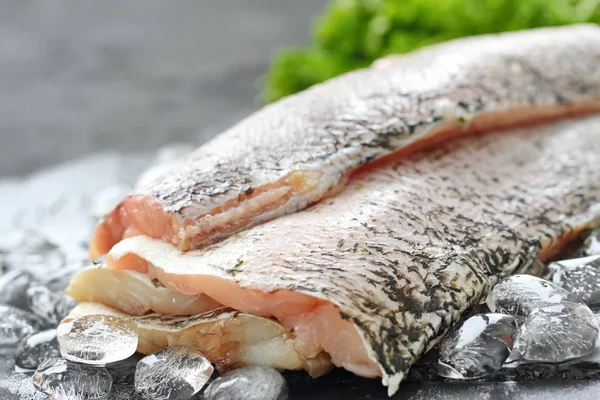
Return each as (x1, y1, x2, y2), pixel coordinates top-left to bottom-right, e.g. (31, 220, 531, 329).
(262, 0, 600, 103)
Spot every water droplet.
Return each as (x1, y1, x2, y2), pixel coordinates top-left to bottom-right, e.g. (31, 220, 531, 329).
(57, 315, 138, 365)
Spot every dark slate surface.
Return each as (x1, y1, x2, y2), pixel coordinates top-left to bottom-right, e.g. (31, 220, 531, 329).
(1, 1, 600, 399)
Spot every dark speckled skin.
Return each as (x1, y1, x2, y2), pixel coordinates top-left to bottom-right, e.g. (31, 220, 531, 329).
(114, 116, 600, 395)
(143, 25, 600, 213)
(99, 25, 600, 252)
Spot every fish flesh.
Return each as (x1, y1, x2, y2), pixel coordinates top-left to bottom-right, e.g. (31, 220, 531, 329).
(89, 24, 600, 259)
(67, 263, 221, 316)
(72, 116, 600, 395)
(63, 302, 332, 376)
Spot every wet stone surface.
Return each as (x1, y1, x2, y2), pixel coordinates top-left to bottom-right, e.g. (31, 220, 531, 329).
(32, 357, 112, 400)
(549, 256, 600, 308)
(134, 346, 214, 400)
(204, 365, 289, 400)
(0, 305, 45, 347)
(15, 329, 61, 370)
(487, 274, 582, 320)
(26, 285, 77, 326)
(437, 313, 517, 380)
(57, 315, 138, 365)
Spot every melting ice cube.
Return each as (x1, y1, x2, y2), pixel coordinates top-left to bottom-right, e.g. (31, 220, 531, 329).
(548, 255, 600, 308)
(15, 329, 61, 370)
(437, 313, 517, 380)
(204, 365, 289, 400)
(0, 269, 37, 309)
(134, 346, 213, 400)
(26, 285, 77, 326)
(56, 315, 138, 365)
(512, 304, 599, 363)
(0, 304, 45, 347)
(487, 274, 581, 319)
(32, 357, 112, 400)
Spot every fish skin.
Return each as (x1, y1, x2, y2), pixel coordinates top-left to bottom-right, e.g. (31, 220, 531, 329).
(109, 116, 600, 395)
(91, 24, 600, 256)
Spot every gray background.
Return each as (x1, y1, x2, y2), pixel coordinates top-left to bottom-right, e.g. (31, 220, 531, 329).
(0, 0, 326, 177)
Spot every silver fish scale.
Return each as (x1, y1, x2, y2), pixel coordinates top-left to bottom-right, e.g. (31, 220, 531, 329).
(128, 116, 600, 394)
(139, 25, 600, 221)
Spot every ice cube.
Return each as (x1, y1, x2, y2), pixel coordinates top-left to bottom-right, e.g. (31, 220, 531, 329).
(134, 346, 213, 399)
(56, 315, 138, 365)
(575, 228, 600, 257)
(0, 305, 45, 347)
(549, 255, 600, 307)
(26, 285, 77, 326)
(512, 303, 599, 363)
(15, 329, 61, 369)
(437, 313, 516, 380)
(106, 353, 144, 385)
(0, 269, 37, 309)
(204, 366, 289, 400)
(32, 357, 112, 400)
(487, 274, 581, 319)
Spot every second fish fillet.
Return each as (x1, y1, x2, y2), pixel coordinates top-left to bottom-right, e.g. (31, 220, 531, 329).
(70, 116, 600, 395)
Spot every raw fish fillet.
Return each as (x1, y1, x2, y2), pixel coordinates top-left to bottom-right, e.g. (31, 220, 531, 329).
(67, 263, 221, 316)
(71, 116, 600, 395)
(89, 25, 600, 259)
